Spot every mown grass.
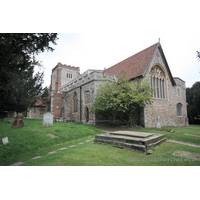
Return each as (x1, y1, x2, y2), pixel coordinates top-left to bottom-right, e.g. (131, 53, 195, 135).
(1, 119, 200, 166)
(0, 118, 102, 165)
(22, 138, 200, 166)
(139, 125, 200, 145)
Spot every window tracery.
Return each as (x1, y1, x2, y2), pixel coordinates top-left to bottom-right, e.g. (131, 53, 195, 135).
(151, 66, 165, 99)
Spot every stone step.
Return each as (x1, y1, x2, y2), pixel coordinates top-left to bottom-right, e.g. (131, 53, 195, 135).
(110, 131, 153, 138)
(94, 131, 166, 153)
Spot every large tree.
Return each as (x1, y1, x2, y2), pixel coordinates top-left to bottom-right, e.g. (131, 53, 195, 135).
(92, 72, 154, 126)
(0, 33, 58, 112)
(186, 81, 200, 124)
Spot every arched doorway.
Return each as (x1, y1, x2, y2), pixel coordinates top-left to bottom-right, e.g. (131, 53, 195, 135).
(85, 107, 89, 122)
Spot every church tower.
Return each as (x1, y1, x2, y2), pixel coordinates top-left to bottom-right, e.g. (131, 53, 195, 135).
(50, 63, 80, 119)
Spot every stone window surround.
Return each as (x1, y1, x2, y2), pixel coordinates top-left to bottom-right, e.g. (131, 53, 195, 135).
(176, 103, 182, 117)
(67, 73, 73, 79)
(151, 65, 166, 100)
(73, 92, 78, 114)
(85, 106, 89, 122)
(177, 88, 181, 96)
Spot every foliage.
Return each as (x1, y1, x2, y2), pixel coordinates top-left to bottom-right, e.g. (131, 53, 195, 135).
(91, 71, 154, 126)
(186, 81, 200, 124)
(0, 33, 58, 112)
(197, 51, 200, 62)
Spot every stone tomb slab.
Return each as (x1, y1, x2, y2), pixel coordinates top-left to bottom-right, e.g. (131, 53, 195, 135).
(110, 131, 153, 138)
(94, 131, 166, 153)
(10, 161, 24, 166)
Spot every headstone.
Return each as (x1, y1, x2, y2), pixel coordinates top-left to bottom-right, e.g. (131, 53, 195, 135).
(43, 112, 53, 127)
(11, 113, 24, 128)
(2, 137, 9, 144)
(156, 115, 161, 129)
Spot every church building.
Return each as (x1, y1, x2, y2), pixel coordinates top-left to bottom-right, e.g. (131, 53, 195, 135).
(49, 42, 188, 128)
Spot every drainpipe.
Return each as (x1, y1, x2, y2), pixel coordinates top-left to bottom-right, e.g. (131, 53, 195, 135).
(80, 86, 82, 122)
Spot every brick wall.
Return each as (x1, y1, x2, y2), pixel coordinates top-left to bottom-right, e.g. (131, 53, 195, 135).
(51, 92, 66, 118)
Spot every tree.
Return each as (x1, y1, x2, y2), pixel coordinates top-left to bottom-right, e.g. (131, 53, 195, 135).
(186, 81, 200, 124)
(0, 33, 58, 112)
(197, 51, 200, 62)
(91, 72, 154, 126)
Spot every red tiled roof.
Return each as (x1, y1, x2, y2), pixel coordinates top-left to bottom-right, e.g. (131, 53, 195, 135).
(33, 99, 46, 107)
(104, 43, 159, 79)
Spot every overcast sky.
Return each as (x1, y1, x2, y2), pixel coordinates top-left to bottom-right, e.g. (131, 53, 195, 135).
(36, 32, 199, 88)
(3, 0, 199, 88)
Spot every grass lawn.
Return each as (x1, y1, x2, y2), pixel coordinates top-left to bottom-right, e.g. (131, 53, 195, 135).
(0, 118, 102, 166)
(1, 119, 200, 166)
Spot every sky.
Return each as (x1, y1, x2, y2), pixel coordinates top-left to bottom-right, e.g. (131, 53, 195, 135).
(36, 32, 199, 88)
(2, 1, 199, 88)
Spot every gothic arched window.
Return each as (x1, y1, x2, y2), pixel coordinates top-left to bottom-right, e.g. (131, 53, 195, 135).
(73, 92, 78, 113)
(177, 103, 182, 116)
(151, 66, 166, 99)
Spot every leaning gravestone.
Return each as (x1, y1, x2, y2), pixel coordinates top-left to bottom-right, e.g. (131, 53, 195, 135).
(43, 112, 53, 127)
(11, 113, 24, 128)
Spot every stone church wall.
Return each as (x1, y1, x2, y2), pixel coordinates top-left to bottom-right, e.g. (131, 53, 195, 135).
(49, 45, 188, 127)
(62, 70, 113, 124)
(51, 63, 80, 91)
(27, 106, 46, 119)
(142, 48, 188, 128)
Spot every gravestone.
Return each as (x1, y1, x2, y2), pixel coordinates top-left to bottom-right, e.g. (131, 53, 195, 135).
(2, 137, 9, 144)
(156, 115, 161, 129)
(11, 113, 24, 128)
(43, 112, 53, 127)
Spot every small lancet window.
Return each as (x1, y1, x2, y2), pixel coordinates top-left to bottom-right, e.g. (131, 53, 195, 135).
(177, 88, 180, 96)
(73, 93, 78, 113)
(177, 103, 182, 116)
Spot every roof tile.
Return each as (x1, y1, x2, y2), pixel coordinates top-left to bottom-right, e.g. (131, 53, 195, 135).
(104, 43, 159, 79)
